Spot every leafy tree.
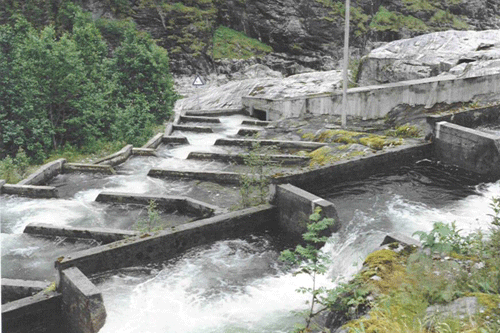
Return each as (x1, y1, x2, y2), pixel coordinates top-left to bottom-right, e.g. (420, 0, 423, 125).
(280, 208, 335, 332)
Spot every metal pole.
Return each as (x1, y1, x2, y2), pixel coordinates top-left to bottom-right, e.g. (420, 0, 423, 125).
(341, 0, 350, 128)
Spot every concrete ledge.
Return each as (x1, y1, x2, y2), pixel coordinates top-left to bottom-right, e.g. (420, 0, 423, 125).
(1, 279, 50, 304)
(95, 144, 133, 167)
(165, 123, 174, 136)
(237, 128, 263, 136)
(172, 124, 214, 133)
(59, 267, 106, 333)
(187, 151, 310, 165)
(242, 120, 270, 127)
(274, 184, 339, 242)
(427, 104, 500, 130)
(95, 192, 218, 217)
(23, 223, 138, 244)
(148, 168, 243, 184)
(18, 158, 66, 186)
(2, 184, 58, 198)
(434, 121, 500, 177)
(243, 73, 500, 120)
(142, 133, 164, 149)
(56, 205, 279, 276)
(2, 291, 63, 333)
(380, 232, 421, 248)
(161, 135, 190, 145)
(214, 138, 326, 150)
(63, 163, 115, 175)
(273, 143, 433, 191)
(0, 179, 5, 194)
(132, 148, 157, 156)
(179, 115, 221, 123)
(183, 108, 246, 117)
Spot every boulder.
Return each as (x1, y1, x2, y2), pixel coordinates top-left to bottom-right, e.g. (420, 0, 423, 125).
(359, 30, 500, 85)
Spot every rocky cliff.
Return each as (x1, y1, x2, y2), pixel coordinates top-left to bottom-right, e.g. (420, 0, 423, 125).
(3, 0, 500, 75)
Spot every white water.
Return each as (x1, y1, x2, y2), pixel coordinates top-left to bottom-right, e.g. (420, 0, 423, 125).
(0, 115, 256, 281)
(97, 176, 500, 333)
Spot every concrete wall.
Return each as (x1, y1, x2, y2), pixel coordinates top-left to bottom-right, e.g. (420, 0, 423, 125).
(1, 184, 58, 198)
(94, 192, 219, 217)
(2, 291, 63, 333)
(142, 133, 164, 149)
(1, 279, 49, 304)
(56, 205, 278, 276)
(243, 73, 500, 120)
(23, 223, 138, 244)
(18, 159, 65, 186)
(62, 163, 115, 174)
(95, 145, 133, 167)
(59, 267, 106, 333)
(273, 143, 432, 192)
(274, 184, 340, 243)
(434, 121, 500, 178)
(427, 104, 500, 131)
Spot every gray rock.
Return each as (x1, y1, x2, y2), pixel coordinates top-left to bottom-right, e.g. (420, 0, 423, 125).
(359, 30, 500, 85)
(425, 297, 484, 325)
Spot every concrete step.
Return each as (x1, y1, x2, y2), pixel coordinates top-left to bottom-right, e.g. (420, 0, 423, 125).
(179, 115, 221, 123)
(187, 151, 310, 165)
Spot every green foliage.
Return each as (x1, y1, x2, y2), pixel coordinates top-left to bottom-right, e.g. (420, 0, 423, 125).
(385, 124, 422, 138)
(212, 26, 272, 60)
(239, 140, 274, 208)
(280, 207, 335, 332)
(135, 200, 164, 233)
(413, 222, 486, 256)
(1, 7, 175, 162)
(318, 1, 370, 39)
(370, 6, 428, 33)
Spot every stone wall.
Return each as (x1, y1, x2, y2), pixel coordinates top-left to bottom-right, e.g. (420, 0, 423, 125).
(59, 267, 106, 333)
(274, 184, 340, 243)
(434, 121, 500, 178)
(243, 73, 500, 120)
(273, 143, 433, 192)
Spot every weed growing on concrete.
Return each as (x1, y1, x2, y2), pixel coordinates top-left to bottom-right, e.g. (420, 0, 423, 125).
(385, 124, 422, 138)
(135, 200, 163, 233)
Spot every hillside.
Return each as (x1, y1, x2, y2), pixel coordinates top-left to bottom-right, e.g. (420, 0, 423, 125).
(2, 0, 499, 75)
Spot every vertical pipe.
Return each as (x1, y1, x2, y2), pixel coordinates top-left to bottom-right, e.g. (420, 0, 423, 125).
(341, 0, 350, 128)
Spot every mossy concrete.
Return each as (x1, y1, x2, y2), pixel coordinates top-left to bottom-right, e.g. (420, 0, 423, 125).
(23, 223, 138, 244)
(214, 138, 326, 150)
(59, 267, 106, 333)
(94, 192, 219, 217)
(187, 151, 310, 165)
(55, 205, 278, 276)
(1, 290, 63, 333)
(1, 279, 50, 304)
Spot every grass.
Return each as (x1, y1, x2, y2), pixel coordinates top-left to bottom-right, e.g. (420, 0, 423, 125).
(212, 26, 273, 60)
(338, 200, 500, 333)
(0, 123, 165, 184)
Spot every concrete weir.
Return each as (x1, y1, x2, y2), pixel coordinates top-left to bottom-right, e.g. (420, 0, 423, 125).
(172, 124, 214, 133)
(148, 168, 243, 184)
(1, 279, 50, 304)
(95, 192, 219, 217)
(23, 223, 138, 244)
(187, 151, 310, 165)
(179, 115, 221, 123)
(214, 138, 326, 151)
(55, 205, 279, 276)
(434, 121, 500, 178)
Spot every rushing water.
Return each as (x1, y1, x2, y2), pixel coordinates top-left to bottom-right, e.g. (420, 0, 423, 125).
(96, 161, 500, 333)
(2, 116, 500, 331)
(0, 115, 257, 281)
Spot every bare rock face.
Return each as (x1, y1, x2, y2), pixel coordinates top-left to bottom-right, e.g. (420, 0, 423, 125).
(359, 30, 500, 85)
(174, 67, 342, 112)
